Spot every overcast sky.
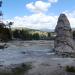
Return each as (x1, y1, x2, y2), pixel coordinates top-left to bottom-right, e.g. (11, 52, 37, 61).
(2, 0, 75, 29)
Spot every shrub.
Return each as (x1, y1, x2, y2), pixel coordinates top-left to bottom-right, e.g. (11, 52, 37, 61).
(65, 65, 75, 72)
(0, 28, 11, 42)
(12, 63, 32, 75)
(0, 63, 32, 75)
(33, 33, 40, 40)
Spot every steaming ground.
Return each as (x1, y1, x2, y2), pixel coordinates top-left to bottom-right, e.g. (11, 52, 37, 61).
(0, 40, 75, 75)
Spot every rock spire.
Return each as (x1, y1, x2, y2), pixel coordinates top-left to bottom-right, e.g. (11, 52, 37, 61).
(54, 14, 75, 57)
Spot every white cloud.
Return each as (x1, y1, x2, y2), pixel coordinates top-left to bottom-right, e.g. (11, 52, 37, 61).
(63, 10, 75, 28)
(26, 2, 36, 12)
(26, 0, 58, 13)
(26, 1, 50, 13)
(11, 13, 58, 29)
(10, 10, 75, 30)
(48, 0, 58, 3)
(12, 0, 59, 29)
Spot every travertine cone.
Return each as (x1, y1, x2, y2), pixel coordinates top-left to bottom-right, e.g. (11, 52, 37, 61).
(54, 14, 75, 53)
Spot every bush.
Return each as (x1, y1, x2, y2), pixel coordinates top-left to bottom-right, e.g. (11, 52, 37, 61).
(13, 29, 33, 40)
(12, 63, 32, 75)
(0, 28, 11, 42)
(32, 33, 40, 40)
(0, 63, 32, 75)
(65, 65, 75, 72)
(13, 29, 20, 39)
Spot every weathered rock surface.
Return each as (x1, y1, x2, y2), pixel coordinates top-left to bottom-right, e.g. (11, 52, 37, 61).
(54, 14, 75, 56)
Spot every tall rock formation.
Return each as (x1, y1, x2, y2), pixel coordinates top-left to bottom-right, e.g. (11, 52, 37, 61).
(54, 14, 75, 56)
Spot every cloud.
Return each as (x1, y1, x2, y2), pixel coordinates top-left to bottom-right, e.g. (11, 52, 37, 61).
(6, 0, 75, 30)
(10, 10, 75, 30)
(11, 0, 59, 29)
(63, 10, 75, 28)
(26, 1, 50, 13)
(26, 0, 58, 13)
(48, 0, 58, 3)
(11, 13, 58, 29)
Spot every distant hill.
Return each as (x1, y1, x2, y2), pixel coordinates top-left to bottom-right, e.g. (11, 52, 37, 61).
(12, 27, 54, 32)
(39, 28, 54, 32)
(11, 27, 40, 32)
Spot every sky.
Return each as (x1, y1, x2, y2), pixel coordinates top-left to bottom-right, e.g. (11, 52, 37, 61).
(1, 0, 75, 29)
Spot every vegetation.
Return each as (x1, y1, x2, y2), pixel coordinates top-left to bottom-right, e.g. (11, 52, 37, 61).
(0, 24, 55, 41)
(12, 28, 54, 40)
(32, 33, 40, 40)
(0, 21, 13, 42)
(12, 63, 32, 75)
(0, 63, 32, 75)
(65, 65, 75, 72)
(48, 32, 51, 37)
(13, 29, 33, 40)
(0, 28, 11, 42)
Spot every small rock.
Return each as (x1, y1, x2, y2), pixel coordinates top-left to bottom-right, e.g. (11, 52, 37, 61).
(21, 51, 26, 54)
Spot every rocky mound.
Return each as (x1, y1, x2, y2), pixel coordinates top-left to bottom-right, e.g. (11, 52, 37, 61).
(54, 14, 75, 57)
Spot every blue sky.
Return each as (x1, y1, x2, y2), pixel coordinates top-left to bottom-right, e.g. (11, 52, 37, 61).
(1, 0, 75, 29)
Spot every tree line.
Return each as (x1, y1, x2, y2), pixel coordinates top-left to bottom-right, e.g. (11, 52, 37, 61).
(12, 29, 75, 40)
(1, 28, 75, 41)
(12, 29, 52, 40)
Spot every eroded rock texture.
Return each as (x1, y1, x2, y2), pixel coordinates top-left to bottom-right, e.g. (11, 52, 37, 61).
(54, 14, 75, 56)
